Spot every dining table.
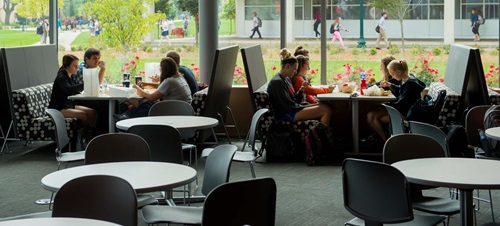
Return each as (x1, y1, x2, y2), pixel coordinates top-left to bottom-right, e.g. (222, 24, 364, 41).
(0, 217, 120, 226)
(317, 88, 395, 152)
(41, 161, 197, 206)
(392, 157, 500, 226)
(115, 115, 219, 132)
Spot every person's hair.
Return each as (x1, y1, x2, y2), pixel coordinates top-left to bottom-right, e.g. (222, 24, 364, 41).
(387, 59, 409, 77)
(165, 51, 181, 66)
(84, 48, 100, 62)
(279, 48, 297, 67)
(58, 54, 79, 74)
(160, 57, 179, 83)
(292, 55, 309, 81)
(381, 12, 387, 16)
(293, 46, 309, 57)
(253, 11, 257, 16)
(334, 17, 341, 24)
(381, 55, 396, 80)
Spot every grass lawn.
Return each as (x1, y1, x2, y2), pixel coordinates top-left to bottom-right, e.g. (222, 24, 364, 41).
(0, 30, 40, 47)
(71, 31, 91, 46)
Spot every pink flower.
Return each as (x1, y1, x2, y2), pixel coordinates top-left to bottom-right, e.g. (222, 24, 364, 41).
(315, 68, 319, 71)
(130, 60, 136, 65)
(120, 69, 125, 73)
(235, 64, 238, 67)
(125, 63, 129, 66)
(272, 66, 277, 71)
(423, 60, 428, 64)
(496, 67, 499, 71)
(439, 78, 444, 82)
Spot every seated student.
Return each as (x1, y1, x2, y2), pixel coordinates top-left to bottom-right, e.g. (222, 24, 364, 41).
(73, 47, 106, 84)
(294, 45, 309, 57)
(165, 50, 199, 96)
(365, 59, 425, 143)
(48, 54, 97, 130)
(292, 55, 334, 104)
(367, 55, 400, 98)
(116, 57, 192, 119)
(267, 48, 332, 126)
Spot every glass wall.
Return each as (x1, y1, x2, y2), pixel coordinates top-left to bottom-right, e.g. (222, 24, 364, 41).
(459, 0, 499, 19)
(245, 0, 281, 20)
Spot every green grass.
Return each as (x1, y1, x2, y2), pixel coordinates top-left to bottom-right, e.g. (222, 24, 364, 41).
(71, 31, 91, 46)
(0, 30, 41, 47)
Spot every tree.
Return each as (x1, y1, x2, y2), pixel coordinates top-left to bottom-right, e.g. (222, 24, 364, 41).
(174, 0, 198, 44)
(16, 0, 65, 19)
(3, 0, 19, 25)
(83, 0, 163, 50)
(368, 0, 422, 57)
(221, 0, 235, 34)
(155, 0, 176, 20)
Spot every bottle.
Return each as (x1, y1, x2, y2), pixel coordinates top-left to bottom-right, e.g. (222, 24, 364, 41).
(360, 71, 367, 95)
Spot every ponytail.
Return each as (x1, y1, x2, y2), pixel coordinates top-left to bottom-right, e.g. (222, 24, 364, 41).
(58, 54, 79, 75)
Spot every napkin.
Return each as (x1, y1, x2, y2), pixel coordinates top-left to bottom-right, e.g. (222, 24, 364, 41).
(83, 68, 99, 97)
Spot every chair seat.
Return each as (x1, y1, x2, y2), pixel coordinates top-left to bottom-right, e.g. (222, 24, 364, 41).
(137, 194, 158, 209)
(57, 151, 86, 162)
(413, 196, 461, 215)
(141, 205, 203, 225)
(346, 214, 446, 226)
(201, 148, 255, 162)
(200, 148, 214, 159)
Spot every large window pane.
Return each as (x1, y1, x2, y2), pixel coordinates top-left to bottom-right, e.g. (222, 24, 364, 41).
(312, 6, 333, 20)
(246, 0, 277, 6)
(485, 4, 499, 19)
(429, 5, 444, 19)
(407, 6, 428, 19)
(462, 5, 484, 19)
(296, 6, 304, 20)
(429, 0, 444, 3)
(245, 7, 281, 20)
(462, 0, 483, 3)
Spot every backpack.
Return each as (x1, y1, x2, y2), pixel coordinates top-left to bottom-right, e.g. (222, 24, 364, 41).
(406, 90, 446, 124)
(478, 14, 485, 25)
(484, 105, 500, 130)
(257, 17, 262, 27)
(481, 105, 500, 156)
(330, 23, 335, 34)
(305, 123, 340, 166)
(36, 23, 44, 35)
(264, 123, 299, 162)
(375, 25, 380, 33)
(442, 125, 474, 158)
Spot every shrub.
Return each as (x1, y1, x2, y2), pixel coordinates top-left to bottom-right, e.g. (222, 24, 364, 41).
(360, 47, 367, 53)
(312, 46, 320, 54)
(388, 42, 400, 54)
(471, 44, 484, 54)
(442, 44, 451, 54)
(490, 49, 499, 56)
(58, 45, 66, 52)
(410, 44, 425, 56)
(431, 47, 442, 56)
(351, 48, 360, 55)
(369, 47, 377, 55)
(70, 46, 78, 51)
(176, 47, 182, 53)
(329, 47, 344, 55)
(159, 46, 170, 53)
(144, 46, 153, 53)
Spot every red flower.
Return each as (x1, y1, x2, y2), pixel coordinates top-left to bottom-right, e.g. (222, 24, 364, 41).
(125, 63, 129, 66)
(439, 78, 444, 82)
(490, 65, 495, 69)
(130, 60, 136, 65)
(414, 65, 419, 69)
(311, 70, 315, 74)
(272, 66, 277, 71)
(235, 64, 238, 67)
(423, 60, 428, 64)
(135, 55, 140, 60)
(490, 70, 494, 73)
(191, 64, 195, 66)
(496, 67, 499, 71)
(120, 69, 125, 73)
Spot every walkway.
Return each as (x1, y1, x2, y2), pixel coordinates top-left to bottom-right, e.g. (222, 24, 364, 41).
(57, 30, 81, 50)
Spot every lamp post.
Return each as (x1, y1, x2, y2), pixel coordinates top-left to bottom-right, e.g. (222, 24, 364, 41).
(357, 0, 366, 48)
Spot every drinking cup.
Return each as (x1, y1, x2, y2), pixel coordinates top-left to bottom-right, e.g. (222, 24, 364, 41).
(135, 76, 142, 84)
(123, 73, 130, 81)
(122, 80, 130, 88)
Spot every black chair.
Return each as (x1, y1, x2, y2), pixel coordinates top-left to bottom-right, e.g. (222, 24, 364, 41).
(85, 133, 156, 208)
(383, 134, 460, 225)
(126, 125, 183, 164)
(408, 121, 449, 156)
(382, 103, 408, 136)
(342, 158, 446, 226)
(52, 175, 138, 226)
(202, 177, 277, 226)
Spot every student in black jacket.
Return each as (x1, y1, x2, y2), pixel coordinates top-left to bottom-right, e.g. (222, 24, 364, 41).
(267, 48, 332, 126)
(365, 59, 425, 142)
(48, 54, 97, 129)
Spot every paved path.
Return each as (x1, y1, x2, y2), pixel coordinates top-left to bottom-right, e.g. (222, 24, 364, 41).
(58, 30, 82, 50)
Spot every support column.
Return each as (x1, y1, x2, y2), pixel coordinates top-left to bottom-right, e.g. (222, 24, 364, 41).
(199, 0, 219, 84)
(145, 3, 155, 43)
(280, 0, 286, 49)
(443, 0, 455, 44)
(49, 0, 58, 46)
(285, 0, 294, 46)
(320, 0, 327, 84)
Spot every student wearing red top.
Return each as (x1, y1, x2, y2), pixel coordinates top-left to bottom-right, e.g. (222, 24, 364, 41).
(292, 55, 334, 104)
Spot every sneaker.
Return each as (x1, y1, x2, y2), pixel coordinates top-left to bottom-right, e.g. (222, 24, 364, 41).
(113, 113, 129, 121)
(375, 47, 381, 50)
(360, 134, 379, 145)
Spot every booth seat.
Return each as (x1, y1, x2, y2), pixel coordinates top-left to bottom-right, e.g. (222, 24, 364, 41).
(253, 82, 319, 143)
(11, 83, 78, 143)
(428, 82, 462, 127)
(488, 89, 500, 105)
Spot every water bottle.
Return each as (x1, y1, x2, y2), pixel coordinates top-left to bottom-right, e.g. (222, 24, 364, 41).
(360, 71, 367, 95)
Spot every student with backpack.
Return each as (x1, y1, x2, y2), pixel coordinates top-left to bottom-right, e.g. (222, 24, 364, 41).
(470, 8, 481, 41)
(249, 11, 262, 39)
(330, 17, 349, 49)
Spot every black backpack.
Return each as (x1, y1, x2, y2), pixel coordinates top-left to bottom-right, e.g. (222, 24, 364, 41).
(257, 17, 262, 27)
(407, 90, 446, 124)
(330, 23, 335, 34)
(305, 123, 340, 166)
(264, 123, 299, 162)
(36, 23, 44, 35)
(442, 125, 474, 158)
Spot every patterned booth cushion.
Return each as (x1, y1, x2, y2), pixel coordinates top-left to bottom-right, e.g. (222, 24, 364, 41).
(488, 89, 500, 105)
(253, 82, 319, 143)
(11, 83, 78, 142)
(191, 88, 208, 117)
(428, 82, 461, 127)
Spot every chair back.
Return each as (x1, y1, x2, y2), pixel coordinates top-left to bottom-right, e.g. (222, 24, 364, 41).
(408, 121, 449, 156)
(383, 104, 408, 135)
(127, 125, 183, 164)
(45, 109, 70, 155)
(241, 45, 268, 112)
(52, 175, 138, 226)
(202, 144, 237, 196)
(85, 133, 150, 165)
(342, 158, 413, 225)
(383, 134, 446, 164)
(202, 177, 277, 226)
(465, 105, 490, 148)
(148, 100, 196, 139)
(242, 108, 269, 154)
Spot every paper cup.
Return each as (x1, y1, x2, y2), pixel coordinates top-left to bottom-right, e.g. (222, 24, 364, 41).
(135, 76, 142, 84)
(123, 73, 130, 81)
(122, 80, 130, 88)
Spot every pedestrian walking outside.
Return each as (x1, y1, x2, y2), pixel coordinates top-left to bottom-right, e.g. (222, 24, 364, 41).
(41, 19, 50, 44)
(375, 12, 389, 50)
(330, 17, 349, 49)
(470, 8, 481, 41)
(158, 19, 171, 46)
(313, 10, 321, 37)
(249, 11, 262, 39)
(183, 16, 190, 37)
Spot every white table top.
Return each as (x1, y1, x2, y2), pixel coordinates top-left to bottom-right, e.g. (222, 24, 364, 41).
(41, 161, 197, 193)
(392, 157, 500, 190)
(116, 115, 219, 131)
(0, 217, 119, 226)
(68, 93, 143, 101)
(485, 127, 500, 141)
(317, 91, 395, 101)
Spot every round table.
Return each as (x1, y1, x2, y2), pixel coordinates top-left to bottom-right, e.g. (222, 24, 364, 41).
(0, 217, 120, 226)
(115, 116, 219, 131)
(41, 161, 197, 193)
(485, 127, 500, 140)
(392, 157, 500, 226)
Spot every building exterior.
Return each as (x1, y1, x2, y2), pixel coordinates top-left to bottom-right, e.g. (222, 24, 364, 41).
(236, 0, 499, 40)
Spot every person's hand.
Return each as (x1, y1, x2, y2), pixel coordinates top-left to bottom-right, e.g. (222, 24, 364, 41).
(300, 81, 308, 91)
(328, 85, 335, 92)
(380, 80, 391, 88)
(345, 29, 349, 32)
(150, 75, 160, 83)
(132, 84, 140, 90)
(98, 60, 106, 70)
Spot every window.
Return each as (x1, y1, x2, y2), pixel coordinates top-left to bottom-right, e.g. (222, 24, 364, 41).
(245, 0, 281, 20)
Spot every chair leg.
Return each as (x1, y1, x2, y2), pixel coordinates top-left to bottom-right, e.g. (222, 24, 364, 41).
(489, 189, 495, 222)
(0, 121, 13, 154)
(249, 162, 256, 178)
(226, 106, 241, 140)
(217, 112, 232, 144)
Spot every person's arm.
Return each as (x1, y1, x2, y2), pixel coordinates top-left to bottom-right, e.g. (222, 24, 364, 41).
(133, 84, 163, 102)
(97, 61, 106, 84)
(54, 75, 83, 96)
